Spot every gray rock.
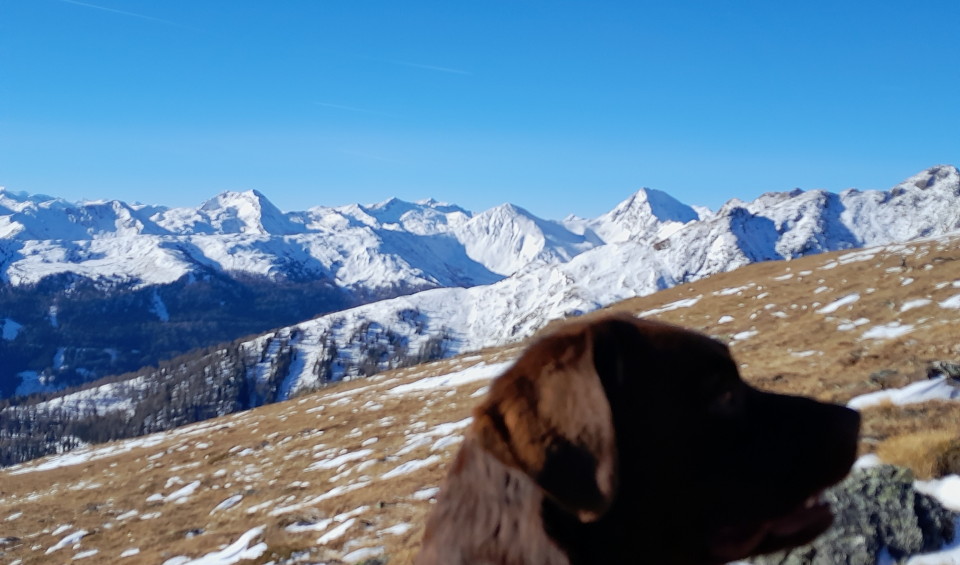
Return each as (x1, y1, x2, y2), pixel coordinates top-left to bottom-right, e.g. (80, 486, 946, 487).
(749, 465, 958, 565)
(928, 360, 960, 380)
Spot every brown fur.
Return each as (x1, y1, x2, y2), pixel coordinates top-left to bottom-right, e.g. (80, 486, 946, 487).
(416, 313, 860, 565)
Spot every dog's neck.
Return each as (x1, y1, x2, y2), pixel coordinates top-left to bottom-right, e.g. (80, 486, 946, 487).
(417, 433, 571, 565)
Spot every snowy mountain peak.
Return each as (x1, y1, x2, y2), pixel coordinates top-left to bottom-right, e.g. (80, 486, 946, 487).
(416, 197, 462, 211)
(361, 197, 468, 226)
(483, 202, 533, 220)
(182, 189, 303, 235)
(895, 165, 960, 193)
(617, 188, 699, 223)
(587, 187, 699, 244)
(0, 188, 60, 213)
(333, 197, 473, 236)
(365, 196, 406, 213)
(455, 202, 597, 276)
(199, 189, 278, 216)
(0, 190, 165, 240)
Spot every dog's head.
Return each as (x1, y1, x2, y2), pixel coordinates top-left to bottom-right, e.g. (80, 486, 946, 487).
(472, 313, 860, 564)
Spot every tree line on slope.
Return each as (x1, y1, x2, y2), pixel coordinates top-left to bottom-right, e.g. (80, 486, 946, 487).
(0, 271, 356, 398)
(0, 317, 452, 467)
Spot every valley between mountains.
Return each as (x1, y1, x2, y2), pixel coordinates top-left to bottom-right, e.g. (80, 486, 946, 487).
(3, 231, 960, 564)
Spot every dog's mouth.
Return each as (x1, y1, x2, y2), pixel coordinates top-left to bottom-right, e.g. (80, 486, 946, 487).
(704, 491, 834, 563)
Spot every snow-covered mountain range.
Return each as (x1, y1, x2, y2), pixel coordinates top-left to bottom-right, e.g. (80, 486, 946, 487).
(0, 187, 623, 290)
(4, 165, 956, 292)
(1, 165, 956, 397)
(235, 165, 960, 397)
(0, 186, 608, 398)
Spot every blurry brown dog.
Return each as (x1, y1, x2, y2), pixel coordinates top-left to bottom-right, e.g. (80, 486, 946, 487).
(416, 313, 859, 565)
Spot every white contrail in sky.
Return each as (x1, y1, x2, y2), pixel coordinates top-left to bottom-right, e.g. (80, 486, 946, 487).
(357, 54, 472, 76)
(57, 0, 191, 29)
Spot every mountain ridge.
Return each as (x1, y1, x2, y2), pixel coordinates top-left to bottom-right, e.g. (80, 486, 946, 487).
(4, 164, 957, 285)
(1, 165, 958, 404)
(212, 164, 960, 399)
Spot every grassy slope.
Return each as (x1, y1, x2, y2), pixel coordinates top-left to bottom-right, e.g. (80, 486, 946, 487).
(3, 234, 960, 564)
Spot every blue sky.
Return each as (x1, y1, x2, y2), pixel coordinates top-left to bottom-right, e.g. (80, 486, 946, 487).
(1, 1, 958, 219)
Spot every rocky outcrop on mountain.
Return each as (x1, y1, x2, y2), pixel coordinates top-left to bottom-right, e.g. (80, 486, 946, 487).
(750, 465, 958, 565)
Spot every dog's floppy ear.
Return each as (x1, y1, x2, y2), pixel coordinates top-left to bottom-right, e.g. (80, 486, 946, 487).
(473, 317, 626, 522)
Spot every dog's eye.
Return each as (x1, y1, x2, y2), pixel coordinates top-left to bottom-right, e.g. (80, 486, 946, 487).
(709, 389, 739, 416)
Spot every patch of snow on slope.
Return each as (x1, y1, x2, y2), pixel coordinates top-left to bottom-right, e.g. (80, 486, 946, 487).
(639, 296, 702, 317)
(45, 529, 87, 554)
(396, 418, 473, 457)
(305, 449, 374, 472)
(732, 330, 759, 341)
(210, 495, 243, 514)
(342, 547, 385, 562)
(411, 487, 440, 500)
(837, 318, 870, 331)
(387, 362, 511, 395)
(847, 376, 960, 410)
(861, 322, 914, 340)
(165, 481, 202, 504)
(714, 284, 754, 296)
(837, 249, 877, 264)
(150, 290, 170, 322)
(30, 379, 143, 418)
(317, 518, 356, 545)
(939, 294, 960, 309)
(816, 293, 860, 314)
(381, 455, 442, 480)
(901, 299, 932, 312)
(380, 523, 412, 536)
(162, 526, 266, 565)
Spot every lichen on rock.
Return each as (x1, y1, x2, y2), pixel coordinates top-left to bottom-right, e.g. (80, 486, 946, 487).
(749, 464, 958, 565)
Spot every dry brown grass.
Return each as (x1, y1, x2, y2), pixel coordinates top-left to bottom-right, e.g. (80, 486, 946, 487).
(2, 235, 960, 564)
(876, 429, 960, 479)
